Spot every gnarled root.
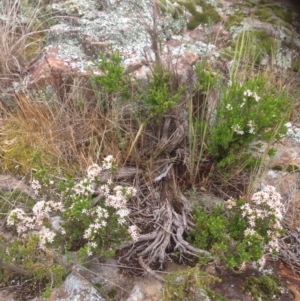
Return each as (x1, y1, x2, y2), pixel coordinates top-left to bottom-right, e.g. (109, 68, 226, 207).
(121, 179, 212, 269)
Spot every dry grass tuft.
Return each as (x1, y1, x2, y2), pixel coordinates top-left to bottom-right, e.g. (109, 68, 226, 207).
(0, 87, 132, 175)
(0, 0, 48, 90)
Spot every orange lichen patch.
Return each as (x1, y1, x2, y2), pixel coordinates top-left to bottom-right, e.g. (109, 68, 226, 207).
(28, 46, 71, 87)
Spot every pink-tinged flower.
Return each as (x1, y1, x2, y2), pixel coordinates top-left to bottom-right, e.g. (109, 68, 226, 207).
(232, 124, 244, 135)
(253, 92, 260, 102)
(117, 208, 130, 218)
(128, 225, 140, 241)
(225, 199, 236, 209)
(244, 89, 253, 97)
(226, 104, 233, 111)
(89, 242, 97, 249)
(244, 228, 255, 236)
(87, 163, 102, 178)
(107, 177, 113, 185)
(31, 179, 41, 193)
(239, 262, 246, 271)
(102, 155, 114, 170)
(39, 226, 56, 249)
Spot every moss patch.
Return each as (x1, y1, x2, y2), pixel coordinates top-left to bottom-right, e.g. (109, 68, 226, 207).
(225, 13, 245, 30)
(178, 0, 221, 30)
(243, 274, 282, 301)
(158, 0, 184, 19)
(272, 5, 293, 23)
(256, 7, 273, 22)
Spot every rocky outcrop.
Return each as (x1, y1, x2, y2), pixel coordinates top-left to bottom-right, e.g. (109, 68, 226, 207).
(18, 0, 300, 93)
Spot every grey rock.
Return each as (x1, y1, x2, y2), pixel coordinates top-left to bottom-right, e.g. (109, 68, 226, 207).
(32, 272, 106, 301)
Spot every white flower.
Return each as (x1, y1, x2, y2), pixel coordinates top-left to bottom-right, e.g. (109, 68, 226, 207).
(83, 228, 92, 239)
(87, 163, 102, 178)
(244, 89, 253, 97)
(226, 104, 233, 111)
(253, 92, 260, 102)
(117, 208, 130, 218)
(232, 124, 244, 135)
(102, 155, 114, 170)
(89, 241, 97, 249)
(247, 120, 255, 134)
(244, 228, 255, 236)
(87, 247, 93, 256)
(239, 262, 246, 271)
(128, 225, 140, 241)
(225, 199, 236, 209)
(99, 184, 110, 197)
(118, 218, 126, 225)
(107, 177, 113, 185)
(31, 179, 41, 192)
(39, 227, 56, 249)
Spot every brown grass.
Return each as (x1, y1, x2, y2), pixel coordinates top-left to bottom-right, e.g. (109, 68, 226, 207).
(0, 0, 48, 90)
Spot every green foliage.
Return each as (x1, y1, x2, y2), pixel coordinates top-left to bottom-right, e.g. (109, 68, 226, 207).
(271, 5, 293, 23)
(195, 62, 219, 92)
(189, 192, 283, 270)
(189, 205, 228, 251)
(243, 274, 282, 301)
(0, 234, 67, 298)
(206, 289, 239, 301)
(187, 61, 219, 184)
(209, 74, 290, 168)
(138, 65, 185, 119)
(62, 192, 130, 255)
(91, 49, 130, 98)
(162, 264, 219, 301)
(2, 157, 136, 298)
(51, 176, 131, 256)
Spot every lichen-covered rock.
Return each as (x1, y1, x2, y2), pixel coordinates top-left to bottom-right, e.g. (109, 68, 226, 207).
(20, 0, 300, 92)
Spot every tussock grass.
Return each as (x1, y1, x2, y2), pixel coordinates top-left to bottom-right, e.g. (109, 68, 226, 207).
(0, 87, 139, 175)
(0, 0, 50, 91)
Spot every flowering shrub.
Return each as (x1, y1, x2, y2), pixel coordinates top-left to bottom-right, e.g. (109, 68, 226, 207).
(58, 155, 138, 256)
(0, 233, 66, 298)
(7, 200, 64, 249)
(209, 75, 290, 167)
(189, 185, 284, 270)
(2, 155, 138, 297)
